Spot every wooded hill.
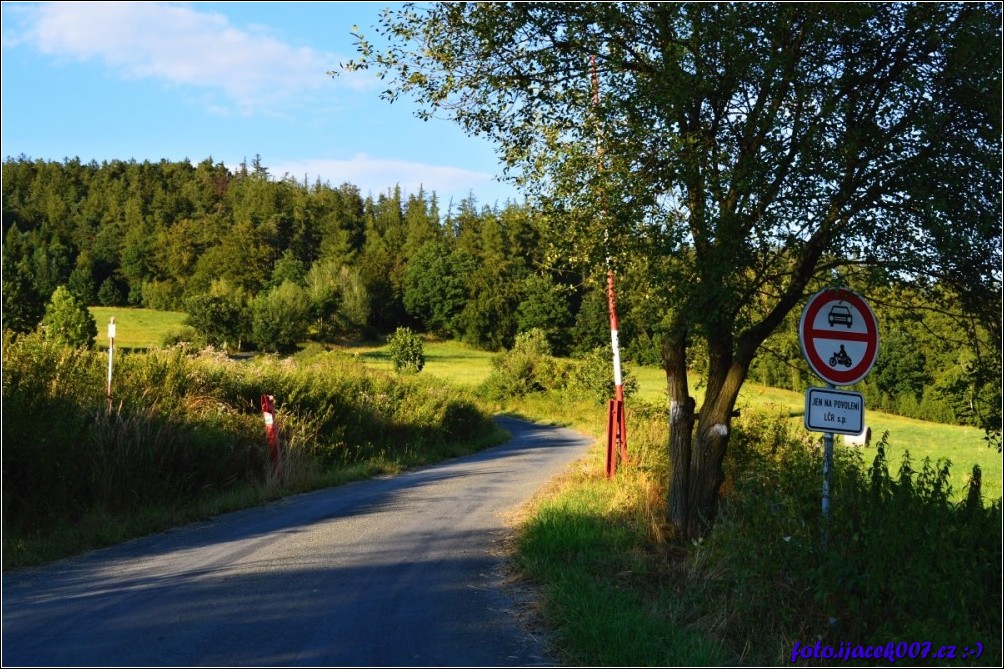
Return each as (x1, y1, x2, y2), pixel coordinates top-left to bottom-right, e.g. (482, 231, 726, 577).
(2, 155, 998, 429)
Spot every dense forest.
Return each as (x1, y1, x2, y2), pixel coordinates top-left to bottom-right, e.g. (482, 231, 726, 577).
(2, 155, 999, 430)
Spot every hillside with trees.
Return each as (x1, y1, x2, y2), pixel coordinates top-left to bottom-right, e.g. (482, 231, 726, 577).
(2, 152, 998, 437)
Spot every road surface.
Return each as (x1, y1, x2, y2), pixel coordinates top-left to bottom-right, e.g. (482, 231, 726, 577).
(2, 416, 592, 667)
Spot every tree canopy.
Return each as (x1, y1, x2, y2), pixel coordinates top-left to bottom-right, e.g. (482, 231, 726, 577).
(347, 1, 1003, 537)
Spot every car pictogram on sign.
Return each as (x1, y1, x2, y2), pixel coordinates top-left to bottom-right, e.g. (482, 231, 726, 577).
(827, 305, 853, 328)
(799, 289, 879, 386)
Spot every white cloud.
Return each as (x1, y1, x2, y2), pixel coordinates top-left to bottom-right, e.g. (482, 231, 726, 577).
(269, 155, 498, 201)
(18, 1, 370, 114)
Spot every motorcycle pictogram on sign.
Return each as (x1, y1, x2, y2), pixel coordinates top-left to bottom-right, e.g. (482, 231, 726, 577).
(799, 289, 879, 387)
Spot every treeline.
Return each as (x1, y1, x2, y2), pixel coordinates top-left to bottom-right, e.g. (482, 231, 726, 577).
(1, 155, 610, 354)
(2, 156, 997, 428)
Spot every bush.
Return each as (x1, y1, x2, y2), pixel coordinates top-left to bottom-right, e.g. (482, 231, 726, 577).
(689, 409, 1003, 664)
(185, 290, 249, 352)
(250, 281, 311, 353)
(480, 328, 566, 400)
(161, 325, 203, 349)
(41, 285, 97, 348)
(388, 326, 425, 374)
(566, 346, 638, 404)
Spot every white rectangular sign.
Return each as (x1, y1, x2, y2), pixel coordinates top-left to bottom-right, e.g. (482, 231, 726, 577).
(804, 387, 865, 435)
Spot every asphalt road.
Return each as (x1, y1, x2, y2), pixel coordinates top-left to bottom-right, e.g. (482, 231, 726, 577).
(2, 416, 593, 667)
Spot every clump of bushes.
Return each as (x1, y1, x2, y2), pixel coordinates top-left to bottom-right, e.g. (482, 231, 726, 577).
(480, 328, 637, 402)
(481, 329, 564, 399)
(388, 326, 425, 374)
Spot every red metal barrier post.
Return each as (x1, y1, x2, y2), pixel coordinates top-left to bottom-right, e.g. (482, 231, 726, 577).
(605, 271, 628, 478)
(592, 55, 629, 479)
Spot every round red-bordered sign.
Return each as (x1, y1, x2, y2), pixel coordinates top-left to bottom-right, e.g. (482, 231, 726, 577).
(799, 288, 879, 386)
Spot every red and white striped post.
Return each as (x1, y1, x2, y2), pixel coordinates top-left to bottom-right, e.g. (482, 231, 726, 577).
(605, 271, 627, 478)
(261, 394, 282, 476)
(593, 55, 628, 478)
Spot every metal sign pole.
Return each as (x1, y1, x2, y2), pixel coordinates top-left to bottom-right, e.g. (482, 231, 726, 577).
(821, 383, 835, 549)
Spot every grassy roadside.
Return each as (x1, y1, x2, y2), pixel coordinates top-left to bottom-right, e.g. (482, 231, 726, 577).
(1, 335, 507, 571)
(500, 391, 1002, 666)
(349, 340, 999, 666)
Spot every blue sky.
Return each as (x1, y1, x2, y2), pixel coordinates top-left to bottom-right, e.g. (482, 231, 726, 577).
(1, 1, 521, 209)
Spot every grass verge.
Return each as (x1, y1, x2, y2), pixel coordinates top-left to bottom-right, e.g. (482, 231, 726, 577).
(504, 392, 1002, 666)
(1, 334, 506, 571)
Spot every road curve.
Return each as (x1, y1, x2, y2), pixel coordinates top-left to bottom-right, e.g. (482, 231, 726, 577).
(2, 416, 592, 667)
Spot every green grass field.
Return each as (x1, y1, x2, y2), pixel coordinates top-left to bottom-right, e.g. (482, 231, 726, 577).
(348, 339, 497, 387)
(621, 360, 1001, 500)
(78, 308, 1000, 500)
(88, 306, 188, 350)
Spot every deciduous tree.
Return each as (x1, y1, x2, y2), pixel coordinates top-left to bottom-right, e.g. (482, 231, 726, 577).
(41, 285, 97, 348)
(346, 2, 1002, 537)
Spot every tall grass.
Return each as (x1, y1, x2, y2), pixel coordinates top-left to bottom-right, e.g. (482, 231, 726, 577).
(509, 392, 1002, 666)
(1, 332, 502, 569)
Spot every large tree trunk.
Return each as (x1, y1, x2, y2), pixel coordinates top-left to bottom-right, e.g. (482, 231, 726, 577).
(664, 330, 696, 536)
(665, 331, 750, 539)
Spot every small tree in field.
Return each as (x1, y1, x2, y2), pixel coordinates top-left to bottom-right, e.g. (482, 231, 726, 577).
(388, 327, 425, 374)
(41, 285, 97, 348)
(251, 281, 312, 353)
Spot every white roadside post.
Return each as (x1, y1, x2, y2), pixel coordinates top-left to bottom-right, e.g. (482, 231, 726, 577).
(106, 317, 116, 415)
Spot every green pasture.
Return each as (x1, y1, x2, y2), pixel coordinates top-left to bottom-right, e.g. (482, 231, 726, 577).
(88, 306, 187, 350)
(76, 307, 999, 501)
(350, 339, 497, 388)
(351, 343, 1001, 501)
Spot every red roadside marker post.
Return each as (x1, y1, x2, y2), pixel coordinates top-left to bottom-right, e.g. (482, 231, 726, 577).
(592, 55, 628, 479)
(260, 394, 282, 476)
(605, 271, 627, 479)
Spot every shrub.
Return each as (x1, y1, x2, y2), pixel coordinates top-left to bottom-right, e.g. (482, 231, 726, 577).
(185, 290, 249, 352)
(161, 325, 203, 349)
(41, 285, 97, 348)
(388, 326, 425, 374)
(480, 328, 569, 400)
(566, 346, 638, 404)
(689, 409, 1003, 664)
(250, 281, 311, 353)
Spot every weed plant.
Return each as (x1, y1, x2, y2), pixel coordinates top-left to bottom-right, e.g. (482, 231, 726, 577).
(511, 392, 1002, 666)
(2, 332, 500, 569)
(689, 412, 1002, 664)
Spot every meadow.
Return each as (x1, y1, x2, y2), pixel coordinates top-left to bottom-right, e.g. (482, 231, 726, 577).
(359, 339, 1000, 501)
(89, 306, 188, 350)
(8, 313, 999, 665)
